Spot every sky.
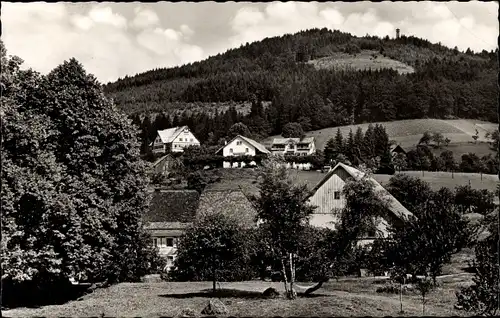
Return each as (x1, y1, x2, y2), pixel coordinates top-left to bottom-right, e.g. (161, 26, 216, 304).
(2, 1, 498, 84)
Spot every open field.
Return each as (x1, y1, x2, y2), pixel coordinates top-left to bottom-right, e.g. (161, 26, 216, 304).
(261, 119, 497, 155)
(307, 50, 415, 74)
(205, 168, 498, 194)
(3, 274, 475, 317)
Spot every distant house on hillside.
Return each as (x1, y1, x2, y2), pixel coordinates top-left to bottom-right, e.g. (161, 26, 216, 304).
(215, 135, 270, 168)
(144, 189, 201, 271)
(196, 189, 258, 229)
(390, 144, 406, 156)
(271, 137, 316, 156)
(271, 137, 316, 170)
(151, 126, 200, 154)
(307, 162, 413, 246)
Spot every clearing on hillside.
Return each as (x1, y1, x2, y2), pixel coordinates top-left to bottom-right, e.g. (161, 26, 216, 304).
(262, 119, 497, 153)
(307, 50, 415, 74)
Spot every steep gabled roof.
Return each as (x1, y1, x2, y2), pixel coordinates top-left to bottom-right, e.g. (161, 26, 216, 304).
(272, 137, 315, 145)
(152, 154, 175, 168)
(390, 145, 406, 154)
(309, 162, 414, 221)
(196, 189, 258, 229)
(215, 135, 270, 155)
(157, 126, 189, 143)
(145, 189, 201, 223)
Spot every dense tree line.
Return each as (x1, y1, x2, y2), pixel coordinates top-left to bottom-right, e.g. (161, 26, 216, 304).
(105, 28, 498, 131)
(324, 124, 393, 174)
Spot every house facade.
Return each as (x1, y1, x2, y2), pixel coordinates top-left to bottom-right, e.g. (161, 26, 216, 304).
(152, 126, 200, 154)
(271, 137, 316, 156)
(216, 135, 270, 168)
(145, 189, 201, 272)
(307, 162, 413, 245)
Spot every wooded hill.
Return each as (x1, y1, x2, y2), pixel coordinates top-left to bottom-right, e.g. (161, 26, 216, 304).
(104, 28, 498, 144)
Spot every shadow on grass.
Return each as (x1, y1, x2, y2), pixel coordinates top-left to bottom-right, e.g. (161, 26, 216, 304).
(159, 288, 265, 299)
(159, 288, 332, 299)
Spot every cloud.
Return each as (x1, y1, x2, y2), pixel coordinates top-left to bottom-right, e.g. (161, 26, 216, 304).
(2, 2, 497, 84)
(131, 7, 160, 29)
(230, 2, 498, 53)
(88, 6, 127, 29)
(2, 3, 205, 83)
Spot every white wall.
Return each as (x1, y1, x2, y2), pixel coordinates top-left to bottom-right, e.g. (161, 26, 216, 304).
(171, 128, 200, 152)
(222, 137, 256, 157)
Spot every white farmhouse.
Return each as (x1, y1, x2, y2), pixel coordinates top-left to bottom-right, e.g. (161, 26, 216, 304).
(151, 126, 200, 154)
(307, 162, 414, 246)
(271, 137, 316, 156)
(216, 135, 270, 168)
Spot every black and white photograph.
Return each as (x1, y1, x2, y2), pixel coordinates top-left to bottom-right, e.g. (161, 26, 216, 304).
(1, 1, 499, 316)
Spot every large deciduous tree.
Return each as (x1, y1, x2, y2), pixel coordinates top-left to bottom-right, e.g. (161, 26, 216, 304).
(1, 46, 159, 305)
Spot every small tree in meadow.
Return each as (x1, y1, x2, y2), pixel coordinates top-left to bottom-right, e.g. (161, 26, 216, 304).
(419, 131, 432, 146)
(251, 158, 316, 299)
(171, 213, 250, 293)
(432, 132, 445, 148)
(393, 153, 408, 173)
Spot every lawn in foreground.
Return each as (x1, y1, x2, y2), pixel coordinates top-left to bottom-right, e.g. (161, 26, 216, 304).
(3, 276, 473, 317)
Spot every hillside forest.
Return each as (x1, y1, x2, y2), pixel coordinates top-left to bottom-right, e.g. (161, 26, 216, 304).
(104, 28, 498, 150)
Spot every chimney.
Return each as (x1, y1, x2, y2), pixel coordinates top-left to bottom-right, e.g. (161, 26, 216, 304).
(396, 28, 400, 39)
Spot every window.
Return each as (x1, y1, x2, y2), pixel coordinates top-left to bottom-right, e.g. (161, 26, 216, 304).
(167, 238, 174, 247)
(190, 138, 193, 142)
(334, 191, 340, 200)
(237, 141, 242, 145)
(230, 148, 233, 153)
(179, 138, 183, 142)
(153, 238, 158, 246)
(174, 145, 177, 148)
(246, 147, 249, 153)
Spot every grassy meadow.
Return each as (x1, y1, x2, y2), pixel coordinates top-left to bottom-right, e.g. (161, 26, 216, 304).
(261, 119, 497, 158)
(3, 273, 474, 317)
(307, 50, 416, 75)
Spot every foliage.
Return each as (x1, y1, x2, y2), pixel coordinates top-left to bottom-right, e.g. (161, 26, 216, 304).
(385, 188, 472, 284)
(454, 184, 495, 215)
(431, 132, 445, 148)
(415, 277, 435, 315)
(419, 131, 432, 146)
(281, 122, 305, 138)
(385, 174, 433, 215)
(170, 213, 253, 288)
(393, 152, 408, 172)
(186, 171, 209, 194)
(251, 158, 316, 298)
(456, 214, 499, 316)
(228, 122, 251, 139)
(1, 44, 159, 306)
